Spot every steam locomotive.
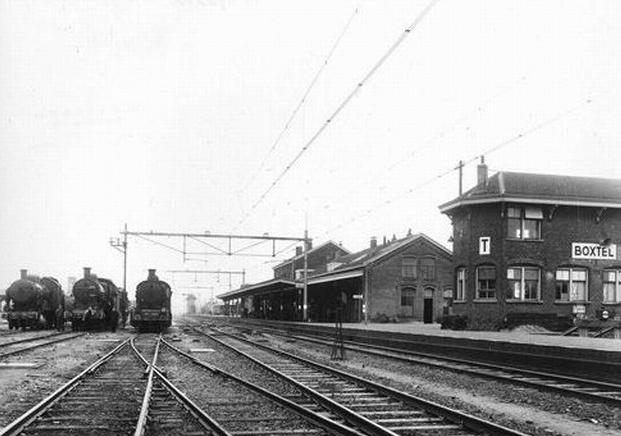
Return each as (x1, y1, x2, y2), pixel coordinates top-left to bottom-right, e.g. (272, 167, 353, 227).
(130, 269, 172, 332)
(4, 269, 65, 330)
(70, 267, 120, 332)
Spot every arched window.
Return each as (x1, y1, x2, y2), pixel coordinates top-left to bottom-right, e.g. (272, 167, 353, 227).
(400, 288, 416, 307)
(456, 267, 466, 301)
(476, 266, 497, 300)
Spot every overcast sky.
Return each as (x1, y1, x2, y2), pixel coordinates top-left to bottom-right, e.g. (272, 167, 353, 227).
(2, 0, 620, 310)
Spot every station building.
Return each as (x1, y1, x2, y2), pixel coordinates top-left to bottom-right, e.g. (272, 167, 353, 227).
(306, 233, 453, 323)
(219, 233, 453, 324)
(439, 161, 621, 328)
(218, 241, 350, 320)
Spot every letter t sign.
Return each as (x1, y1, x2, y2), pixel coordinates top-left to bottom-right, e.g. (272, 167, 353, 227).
(479, 237, 491, 255)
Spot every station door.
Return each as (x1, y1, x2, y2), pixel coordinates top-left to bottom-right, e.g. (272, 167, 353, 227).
(423, 287, 434, 323)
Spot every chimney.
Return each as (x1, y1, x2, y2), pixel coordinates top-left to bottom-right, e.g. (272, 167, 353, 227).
(20, 269, 28, 279)
(148, 269, 157, 280)
(83, 267, 91, 278)
(295, 246, 303, 256)
(477, 156, 488, 186)
(370, 236, 377, 250)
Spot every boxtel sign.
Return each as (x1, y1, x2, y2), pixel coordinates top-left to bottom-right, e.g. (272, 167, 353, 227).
(572, 243, 617, 260)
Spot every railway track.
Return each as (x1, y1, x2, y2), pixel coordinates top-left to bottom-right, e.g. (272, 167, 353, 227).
(189, 324, 529, 436)
(0, 336, 231, 436)
(1, 332, 364, 436)
(0, 332, 84, 359)
(158, 336, 367, 436)
(213, 319, 621, 408)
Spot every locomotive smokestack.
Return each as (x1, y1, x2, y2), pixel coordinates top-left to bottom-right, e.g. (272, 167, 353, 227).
(148, 269, 157, 280)
(20, 269, 28, 279)
(83, 267, 91, 278)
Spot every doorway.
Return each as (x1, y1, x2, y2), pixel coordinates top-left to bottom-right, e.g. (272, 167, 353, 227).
(423, 287, 434, 323)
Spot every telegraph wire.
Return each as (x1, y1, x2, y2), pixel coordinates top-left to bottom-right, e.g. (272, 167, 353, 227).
(238, 8, 359, 202)
(236, 0, 439, 229)
(323, 78, 526, 210)
(318, 97, 594, 238)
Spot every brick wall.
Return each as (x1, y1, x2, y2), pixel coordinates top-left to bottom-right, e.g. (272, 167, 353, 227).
(451, 203, 621, 322)
(368, 238, 453, 322)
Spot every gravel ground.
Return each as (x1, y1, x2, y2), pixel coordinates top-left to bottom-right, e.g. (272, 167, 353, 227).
(157, 341, 327, 433)
(165, 329, 306, 396)
(0, 329, 132, 429)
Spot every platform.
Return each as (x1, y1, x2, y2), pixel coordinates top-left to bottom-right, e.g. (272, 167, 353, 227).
(311, 321, 621, 354)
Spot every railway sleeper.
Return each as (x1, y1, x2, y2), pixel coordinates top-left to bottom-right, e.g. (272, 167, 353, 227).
(35, 415, 137, 424)
(326, 392, 380, 398)
(325, 395, 387, 402)
(218, 416, 294, 423)
(386, 423, 462, 431)
(376, 417, 445, 424)
(351, 405, 407, 412)
(229, 430, 325, 436)
(27, 423, 124, 431)
(361, 410, 426, 417)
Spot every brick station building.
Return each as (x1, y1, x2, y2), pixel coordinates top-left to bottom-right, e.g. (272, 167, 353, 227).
(439, 161, 621, 329)
(219, 233, 453, 324)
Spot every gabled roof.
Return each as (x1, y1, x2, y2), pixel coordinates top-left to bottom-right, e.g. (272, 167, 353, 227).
(439, 171, 621, 214)
(217, 278, 295, 300)
(272, 240, 350, 270)
(308, 233, 452, 283)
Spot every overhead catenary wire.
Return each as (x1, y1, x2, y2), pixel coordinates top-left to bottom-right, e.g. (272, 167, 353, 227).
(236, 0, 439, 229)
(238, 7, 359, 201)
(318, 97, 593, 238)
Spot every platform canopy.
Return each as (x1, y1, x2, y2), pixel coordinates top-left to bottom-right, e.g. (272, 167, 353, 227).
(217, 278, 296, 301)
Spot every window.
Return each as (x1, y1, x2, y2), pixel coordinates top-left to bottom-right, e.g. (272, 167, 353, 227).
(507, 206, 543, 240)
(456, 268, 466, 301)
(603, 270, 621, 303)
(419, 258, 436, 281)
(295, 269, 314, 280)
(401, 288, 416, 306)
(402, 258, 417, 279)
(476, 266, 497, 300)
(508, 266, 541, 301)
(555, 268, 588, 301)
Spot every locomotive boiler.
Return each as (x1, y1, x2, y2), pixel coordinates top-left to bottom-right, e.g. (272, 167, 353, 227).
(131, 269, 172, 332)
(70, 267, 120, 331)
(4, 269, 65, 330)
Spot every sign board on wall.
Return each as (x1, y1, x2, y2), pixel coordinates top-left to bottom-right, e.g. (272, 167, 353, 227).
(572, 243, 617, 260)
(479, 237, 491, 255)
